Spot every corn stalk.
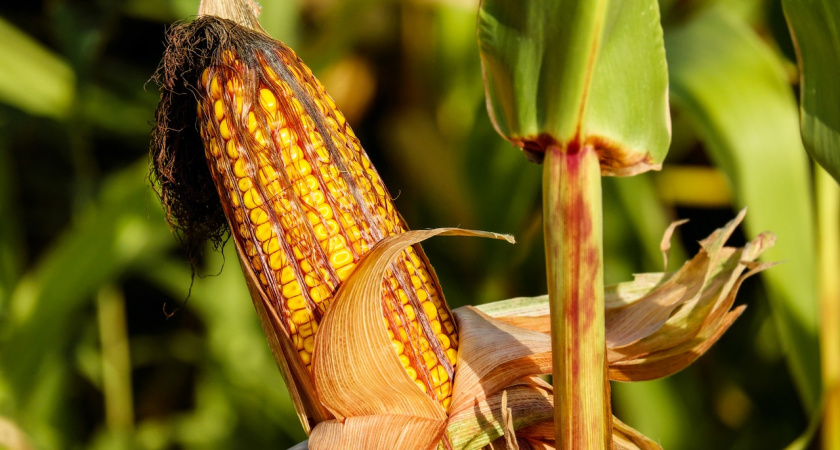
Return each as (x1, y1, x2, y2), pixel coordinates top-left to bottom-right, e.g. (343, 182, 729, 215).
(543, 144, 609, 447)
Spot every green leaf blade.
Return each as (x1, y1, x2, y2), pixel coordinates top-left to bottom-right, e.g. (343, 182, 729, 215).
(783, 0, 840, 183)
(477, 0, 670, 176)
(665, 6, 820, 411)
(477, 0, 608, 152)
(584, 0, 671, 175)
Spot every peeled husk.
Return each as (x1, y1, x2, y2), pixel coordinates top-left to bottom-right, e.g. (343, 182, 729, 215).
(275, 212, 772, 449)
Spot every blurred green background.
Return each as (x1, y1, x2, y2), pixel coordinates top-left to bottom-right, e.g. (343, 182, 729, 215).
(0, 0, 823, 448)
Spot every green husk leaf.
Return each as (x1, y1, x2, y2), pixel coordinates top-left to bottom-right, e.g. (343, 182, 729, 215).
(446, 384, 553, 450)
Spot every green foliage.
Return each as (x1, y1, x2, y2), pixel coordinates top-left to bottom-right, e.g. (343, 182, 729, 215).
(0, 17, 75, 118)
(665, 5, 820, 411)
(783, 0, 840, 183)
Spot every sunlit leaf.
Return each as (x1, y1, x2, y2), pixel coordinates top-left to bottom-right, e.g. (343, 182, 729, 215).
(449, 307, 551, 413)
(665, 5, 820, 410)
(612, 415, 663, 450)
(475, 211, 774, 381)
(477, 0, 669, 174)
(783, 0, 840, 182)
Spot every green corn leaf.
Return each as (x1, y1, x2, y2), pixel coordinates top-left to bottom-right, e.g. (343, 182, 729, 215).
(665, 6, 820, 411)
(477, 0, 670, 175)
(783, 0, 840, 183)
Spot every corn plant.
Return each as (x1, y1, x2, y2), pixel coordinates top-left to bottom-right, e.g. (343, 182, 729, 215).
(0, 0, 837, 449)
(147, 0, 781, 448)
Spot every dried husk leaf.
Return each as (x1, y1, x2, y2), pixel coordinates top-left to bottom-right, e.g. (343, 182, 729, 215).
(449, 307, 552, 415)
(309, 415, 445, 450)
(490, 416, 660, 450)
(470, 212, 775, 384)
(198, 0, 264, 33)
(449, 380, 660, 450)
(501, 391, 521, 450)
(446, 384, 554, 450)
(605, 209, 748, 347)
(608, 306, 746, 381)
(612, 416, 663, 450)
(660, 219, 689, 271)
(312, 228, 513, 421)
(608, 233, 777, 380)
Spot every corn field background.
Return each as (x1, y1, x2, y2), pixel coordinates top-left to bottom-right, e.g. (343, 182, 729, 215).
(0, 0, 824, 448)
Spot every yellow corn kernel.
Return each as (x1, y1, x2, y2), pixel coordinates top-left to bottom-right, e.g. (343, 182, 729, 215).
(214, 99, 225, 121)
(446, 349, 457, 365)
(287, 295, 306, 311)
(269, 251, 285, 271)
(219, 119, 231, 140)
(260, 88, 277, 111)
(226, 140, 239, 159)
(430, 365, 449, 385)
(291, 309, 312, 325)
(210, 75, 222, 99)
(255, 223, 272, 242)
(336, 264, 355, 281)
(436, 333, 451, 350)
(310, 285, 330, 303)
(250, 207, 268, 225)
(298, 322, 314, 338)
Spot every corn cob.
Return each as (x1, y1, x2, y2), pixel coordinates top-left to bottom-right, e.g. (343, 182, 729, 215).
(195, 43, 457, 409)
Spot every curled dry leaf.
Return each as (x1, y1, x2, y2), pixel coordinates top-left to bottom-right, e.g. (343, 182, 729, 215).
(458, 212, 774, 446)
(612, 416, 663, 450)
(660, 218, 689, 271)
(308, 415, 445, 450)
(449, 307, 552, 413)
(309, 228, 513, 449)
(501, 391, 520, 450)
(475, 209, 775, 383)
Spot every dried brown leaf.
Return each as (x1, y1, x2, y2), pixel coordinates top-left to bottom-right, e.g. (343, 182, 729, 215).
(309, 415, 445, 450)
(447, 385, 554, 450)
(612, 415, 663, 450)
(660, 218, 689, 271)
(450, 307, 552, 414)
(313, 229, 513, 421)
